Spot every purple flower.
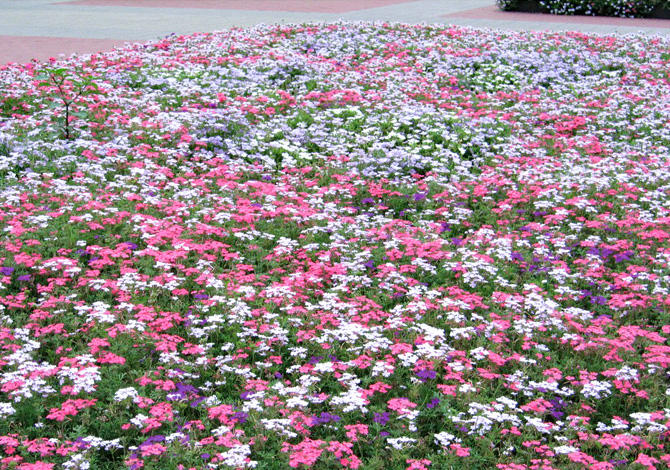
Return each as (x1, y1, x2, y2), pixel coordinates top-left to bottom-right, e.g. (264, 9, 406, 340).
(0, 267, 14, 276)
(361, 197, 375, 205)
(124, 242, 138, 251)
(175, 382, 198, 395)
(322, 412, 340, 423)
(190, 396, 206, 408)
(201, 453, 211, 460)
(601, 247, 615, 259)
(17, 274, 31, 281)
(416, 369, 436, 381)
(591, 295, 607, 306)
(167, 391, 186, 401)
(140, 435, 165, 448)
(426, 398, 440, 409)
(233, 411, 248, 424)
(363, 259, 376, 270)
(308, 355, 323, 365)
(587, 247, 600, 256)
(311, 412, 341, 426)
(73, 436, 91, 450)
(373, 412, 389, 425)
(614, 250, 633, 262)
(193, 293, 209, 300)
(451, 237, 464, 246)
(413, 192, 427, 202)
(549, 397, 566, 409)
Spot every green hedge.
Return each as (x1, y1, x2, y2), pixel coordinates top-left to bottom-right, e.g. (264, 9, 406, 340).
(497, 0, 670, 17)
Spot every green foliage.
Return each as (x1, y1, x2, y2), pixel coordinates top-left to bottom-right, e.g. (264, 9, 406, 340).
(35, 66, 101, 140)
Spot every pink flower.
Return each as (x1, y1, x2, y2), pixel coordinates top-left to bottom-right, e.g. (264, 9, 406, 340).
(450, 443, 470, 457)
(344, 424, 368, 442)
(634, 454, 659, 469)
(406, 459, 431, 470)
(282, 439, 325, 468)
(140, 444, 166, 457)
(388, 398, 417, 414)
(97, 352, 126, 364)
(18, 463, 55, 470)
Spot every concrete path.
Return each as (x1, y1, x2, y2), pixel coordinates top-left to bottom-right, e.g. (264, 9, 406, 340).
(1, 0, 669, 65)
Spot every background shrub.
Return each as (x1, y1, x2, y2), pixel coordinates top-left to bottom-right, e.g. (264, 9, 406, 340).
(497, 0, 670, 17)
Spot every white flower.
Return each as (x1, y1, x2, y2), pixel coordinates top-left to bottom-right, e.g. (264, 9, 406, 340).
(554, 446, 578, 455)
(386, 437, 417, 450)
(113, 387, 139, 402)
(218, 445, 257, 468)
(434, 432, 459, 448)
(581, 380, 612, 399)
(0, 402, 16, 418)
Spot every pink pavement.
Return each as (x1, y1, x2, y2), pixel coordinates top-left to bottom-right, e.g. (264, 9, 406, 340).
(444, 5, 670, 28)
(0, 36, 131, 66)
(58, 0, 412, 13)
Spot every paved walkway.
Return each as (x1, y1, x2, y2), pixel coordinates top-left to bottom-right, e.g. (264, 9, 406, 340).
(1, 0, 669, 65)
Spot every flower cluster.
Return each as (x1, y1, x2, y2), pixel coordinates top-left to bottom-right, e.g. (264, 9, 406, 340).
(0, 22, 669, 470)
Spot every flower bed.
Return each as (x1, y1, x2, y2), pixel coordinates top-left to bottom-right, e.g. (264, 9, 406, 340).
(0, 23, 669, 470)
(497, 0, 670, 18)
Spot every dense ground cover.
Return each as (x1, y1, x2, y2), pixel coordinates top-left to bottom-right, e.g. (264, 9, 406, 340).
(0, 22, 669, 470)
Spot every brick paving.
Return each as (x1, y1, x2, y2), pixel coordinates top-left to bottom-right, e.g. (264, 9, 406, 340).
(0, 35, 131, 65)
(58, 0, 411, 13)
